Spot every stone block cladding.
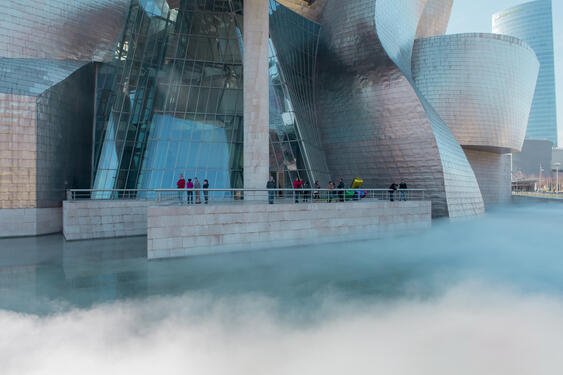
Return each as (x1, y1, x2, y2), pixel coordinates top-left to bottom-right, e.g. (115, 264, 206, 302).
(63, 200, 150, 240)
(0, 94, 37, 209)
(243, 0, 270, 189)
(147, 201, 431, 259)
(0, 207, 61, 237)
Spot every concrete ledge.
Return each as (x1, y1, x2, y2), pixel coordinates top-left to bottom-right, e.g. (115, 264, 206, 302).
(147, 201, 432, 259)
(0, 207, 62, 237)
(63, 200, 151, 240)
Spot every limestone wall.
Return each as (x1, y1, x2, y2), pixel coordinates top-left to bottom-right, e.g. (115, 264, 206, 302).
(0, 208, 61, 237)
(63, 200, 150, 240)
(148, 201, 431, 259)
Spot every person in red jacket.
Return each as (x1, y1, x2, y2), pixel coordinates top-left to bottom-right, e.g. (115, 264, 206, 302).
(293, 178, 303, 203)
(177, 174, 186, 203)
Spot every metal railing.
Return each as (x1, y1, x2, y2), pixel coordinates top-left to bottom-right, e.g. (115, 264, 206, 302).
(67, 188, 425, 205)
(512, 191, 563, 199)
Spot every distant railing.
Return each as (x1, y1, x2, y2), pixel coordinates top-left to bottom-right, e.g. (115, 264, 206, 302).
(67, 188, 425, 204)
(512, 191, 562, 199)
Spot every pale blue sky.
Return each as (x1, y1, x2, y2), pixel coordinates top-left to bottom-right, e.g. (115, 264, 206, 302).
(447, 0, 563, 146)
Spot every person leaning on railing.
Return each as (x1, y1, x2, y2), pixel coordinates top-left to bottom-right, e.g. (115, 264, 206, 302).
(399, 180, 408, 201)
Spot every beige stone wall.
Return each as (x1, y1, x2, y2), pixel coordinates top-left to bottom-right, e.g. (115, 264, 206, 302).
(147, 201, 432, 259)
(0, 93, 37, 209)
(63, 200, 150, 240)
(0, 208, 61, 237)
(243, 0, 270, 189)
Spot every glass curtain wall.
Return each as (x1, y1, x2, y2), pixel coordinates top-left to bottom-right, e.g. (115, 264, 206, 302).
(268, 0, 330, 188)
(92, 0, 244, 195)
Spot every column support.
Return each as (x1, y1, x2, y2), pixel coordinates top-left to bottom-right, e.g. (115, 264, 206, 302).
(243, 0, 270, 189)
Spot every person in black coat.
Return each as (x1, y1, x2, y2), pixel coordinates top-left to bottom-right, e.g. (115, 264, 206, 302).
(337, 178, 345, 202)
(399, 180, 408, 201)
(267, 176, 276, 204)
(389, 182, 398, 201)
(303, 181, 311, 202)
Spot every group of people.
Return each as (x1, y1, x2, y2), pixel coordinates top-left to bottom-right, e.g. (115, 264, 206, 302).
(388, 181, 408, 201)
(176, 174, 409, 205)
(266, 177, 349, 204)
(176, 174, 209, 204)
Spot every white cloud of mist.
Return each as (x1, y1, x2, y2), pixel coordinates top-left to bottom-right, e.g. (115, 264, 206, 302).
(1, 203, 562, 374)
(2, 281, 563, 375)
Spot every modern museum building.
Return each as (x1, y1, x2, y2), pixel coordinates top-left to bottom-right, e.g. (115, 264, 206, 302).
(0, 0, 540, 236)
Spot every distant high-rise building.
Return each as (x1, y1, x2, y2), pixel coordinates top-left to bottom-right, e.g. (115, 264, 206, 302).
(493, 0, 558, 146)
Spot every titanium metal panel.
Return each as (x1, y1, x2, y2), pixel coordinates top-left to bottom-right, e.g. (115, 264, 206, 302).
(0, 64, 94, 209)
(493, 0, 558, 146)
(0, 0, 130, 62)
(316, 0, 484, 217)
(0, 59, 88, 96)
(415, 0, 453, 38)
(463, 149, 512, 207)
(36, 64, 95, 208)
(412, 33, 539, 153)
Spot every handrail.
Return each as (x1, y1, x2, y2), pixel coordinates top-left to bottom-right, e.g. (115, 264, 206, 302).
(67, 188, 425, 203)
(68, 188, 425, 192)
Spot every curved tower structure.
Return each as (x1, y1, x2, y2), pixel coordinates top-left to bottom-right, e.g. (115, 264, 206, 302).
(412, 33, 539, 205)
(493, 0, 558, 146)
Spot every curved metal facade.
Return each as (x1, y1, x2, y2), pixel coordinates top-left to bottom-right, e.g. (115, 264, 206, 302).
(316, 0, 485, 217)
(493, 0, 558, 146)
(412, 33, 539, 153)
(0, 0, 129, 62)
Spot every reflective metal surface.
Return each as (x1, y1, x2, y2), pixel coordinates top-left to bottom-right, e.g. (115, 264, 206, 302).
(0, 59, 88, 96)
(36, 65, 95, 208)
(464, 149, 512, 207)
(412, 33, 539, 153)
(316, 0, 484, 217)
(0, 0, 129, 61)
(0, 60, 94, 209)
(415, 0, 453, 38)
(493, 0, 558, 146)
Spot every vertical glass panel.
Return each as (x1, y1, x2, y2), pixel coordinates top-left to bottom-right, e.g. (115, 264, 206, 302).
(93, 0, 244, 191)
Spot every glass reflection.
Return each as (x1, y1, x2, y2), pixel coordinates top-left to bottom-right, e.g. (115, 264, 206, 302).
(93, 0, 244, 192)
(268, 0, 330, 187)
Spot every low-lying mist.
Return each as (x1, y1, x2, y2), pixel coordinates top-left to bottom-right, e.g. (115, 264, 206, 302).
(0, 202, 562, 374)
